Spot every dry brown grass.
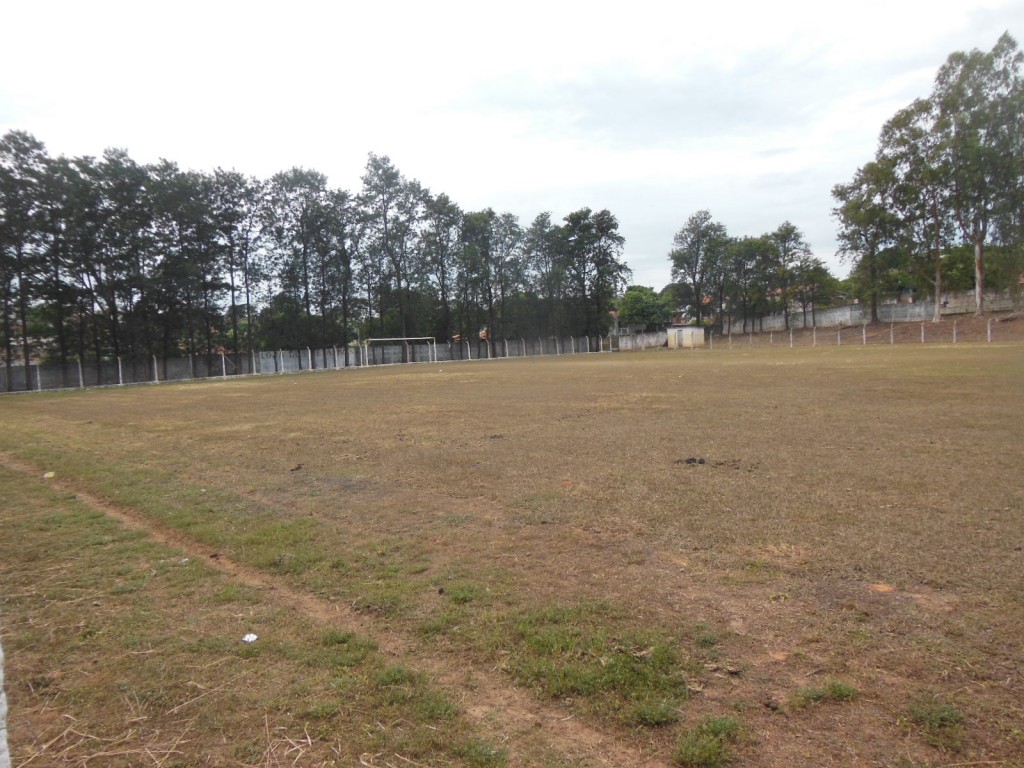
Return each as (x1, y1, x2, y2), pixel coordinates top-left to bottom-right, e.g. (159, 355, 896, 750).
(2, 340, 1023, 766)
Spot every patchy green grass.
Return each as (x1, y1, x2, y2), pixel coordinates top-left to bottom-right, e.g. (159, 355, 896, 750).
(485, 603, 695, 724)
(0, 467, 513, 766)
(792, 680, 858, 707)
(673, 715, 742, 767)
(908, 697, 965, 751)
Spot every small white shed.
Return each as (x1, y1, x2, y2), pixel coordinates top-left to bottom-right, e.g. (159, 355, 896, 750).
(667, 327, 705, 349)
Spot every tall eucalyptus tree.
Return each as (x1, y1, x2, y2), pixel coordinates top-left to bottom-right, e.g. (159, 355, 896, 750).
(0, 130, 47, 388)
(931, 32, 1023, 315)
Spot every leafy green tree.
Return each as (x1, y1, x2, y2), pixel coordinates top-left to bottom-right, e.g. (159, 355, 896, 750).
(559, 208, 630, 336)
(0, 130, 48, 389)
(669, 210, 728, 326)
(832, 162, 903, 322)
(265, 167, 329, 336)
(589, 209, 630, 337)
(523, 212, 563, 335)
(723, 235, 777, 332)
(617, 285, 671, 329)
(149, 162, 227, 362)
(211, 169, 266, 354)
(456, 209, 494, 344)
(35, 154, 81, 383)
(877, 98, 955, 320)
(421, 192, 462, 341)
(790, 253, 841, 328)
(490, 211, 526, 338)
(927, 32, 1022, 315)
(387, 177, 427, 340)
(358, 154, 404, 339)
(559, 207, 598, 334)
(769, 221, 812, 330)
(324, 188, 358, 355)
(58, 154, 108, 369)
(94, 148, 156, 364)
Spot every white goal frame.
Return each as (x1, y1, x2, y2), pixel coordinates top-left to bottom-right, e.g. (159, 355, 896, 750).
(362, 337, 437, 366)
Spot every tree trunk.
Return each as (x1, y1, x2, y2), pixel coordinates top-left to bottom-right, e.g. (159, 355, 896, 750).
(869, 251, 880, 324)
(3, 280, 13, 392)
(974, 239, 985, 316)
(17, 254, 33, 391)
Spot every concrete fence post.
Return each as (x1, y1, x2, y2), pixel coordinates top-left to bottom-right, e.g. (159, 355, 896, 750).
(789, 328, 793, 348)
(890, 323, 894, 345)
(221, 352, 227, 377)
(153, 355, 159, 382)
(988, 319, 992, 342)
(862, 324, 867, 345)
(78, 360, 85, 388)
(118, 356, 123, 385)
(812, 328, 816, 347)
(921, 323, 925, 344)
(837, 327, 842, 346)
(953, 320, 957, 344)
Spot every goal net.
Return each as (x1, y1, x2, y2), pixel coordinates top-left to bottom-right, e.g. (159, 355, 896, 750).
(362, 337, 437, 366)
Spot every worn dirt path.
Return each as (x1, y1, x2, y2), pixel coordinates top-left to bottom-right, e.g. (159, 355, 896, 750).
(0, 451, 670, 768)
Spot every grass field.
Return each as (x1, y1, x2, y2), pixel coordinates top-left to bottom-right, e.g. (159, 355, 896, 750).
(1, 342, 1022, 767)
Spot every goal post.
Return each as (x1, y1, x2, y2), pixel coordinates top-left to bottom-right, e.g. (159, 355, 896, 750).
(362, 337, 437, 366)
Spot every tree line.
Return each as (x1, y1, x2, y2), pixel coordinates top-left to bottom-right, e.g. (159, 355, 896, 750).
(656, 34, 1023, 332)
(653, 212, 840, 332)
(832, 32, 1023, 321)
(612, 212, 841, 333)
(1, 139, 631, 388)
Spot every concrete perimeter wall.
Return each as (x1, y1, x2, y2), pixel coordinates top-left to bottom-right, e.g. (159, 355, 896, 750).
(732, 289, 1018, 333)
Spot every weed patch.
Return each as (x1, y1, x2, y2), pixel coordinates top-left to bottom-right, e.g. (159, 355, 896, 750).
(674, 715, 742, 767)
(0, 469, 512, 766)
(492, 603, 693, 723)
(908, 696, 964, 751)
(791, 679, 857, 707)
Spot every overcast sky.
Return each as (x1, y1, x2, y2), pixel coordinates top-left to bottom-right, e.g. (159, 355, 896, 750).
(2, 1, 1022, 289)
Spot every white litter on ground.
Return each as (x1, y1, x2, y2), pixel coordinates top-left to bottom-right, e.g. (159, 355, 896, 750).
(242, 633, 258, 643)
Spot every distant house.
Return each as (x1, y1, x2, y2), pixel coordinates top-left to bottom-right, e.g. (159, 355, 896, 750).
(608, 309, 647, 336)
